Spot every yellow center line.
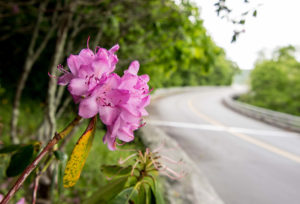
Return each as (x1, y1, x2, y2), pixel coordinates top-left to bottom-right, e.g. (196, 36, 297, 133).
(188, 98, 300, 163)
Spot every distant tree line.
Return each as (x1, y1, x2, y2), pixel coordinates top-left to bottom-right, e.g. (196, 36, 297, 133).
(239, 45, 300, 116)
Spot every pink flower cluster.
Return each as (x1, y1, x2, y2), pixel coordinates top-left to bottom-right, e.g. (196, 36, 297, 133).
(58, 43, 150, 150)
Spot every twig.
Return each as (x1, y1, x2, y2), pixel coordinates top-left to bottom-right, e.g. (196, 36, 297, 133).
(0, 116, 81, 204)
(32, 173, 40, 204)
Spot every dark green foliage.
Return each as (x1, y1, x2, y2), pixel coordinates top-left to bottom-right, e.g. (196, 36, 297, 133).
(5, 143, 40, 177)
(240, 46, 300, 116)
(0, 144, 23, 154)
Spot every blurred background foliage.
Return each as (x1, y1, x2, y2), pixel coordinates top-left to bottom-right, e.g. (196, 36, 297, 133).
(0, 0, 238, 101)
(239, 45, 300, 116)
(0, 0, 239, 203)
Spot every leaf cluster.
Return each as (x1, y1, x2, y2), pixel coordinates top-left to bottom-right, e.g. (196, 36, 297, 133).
(240, 45, 300, 116)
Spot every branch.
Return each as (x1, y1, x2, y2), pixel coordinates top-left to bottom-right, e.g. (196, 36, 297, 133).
(0, 116, 82, 204)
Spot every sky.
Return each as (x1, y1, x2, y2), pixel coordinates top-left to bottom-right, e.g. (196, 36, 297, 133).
(193, 0, 300, 69)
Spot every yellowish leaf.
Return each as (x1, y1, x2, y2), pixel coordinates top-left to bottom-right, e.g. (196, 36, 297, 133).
(63, 116, 97, 188)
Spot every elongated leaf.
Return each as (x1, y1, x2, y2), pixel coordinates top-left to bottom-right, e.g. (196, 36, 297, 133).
(150, 180, 165, 204)
(63, 117, 96, 188)
(0, 145, 23, 154)
(84, 177, 128, 204)
(101, 165, 132, 178)
(6, 145, 34, 177)
(137, 184, 146, 204)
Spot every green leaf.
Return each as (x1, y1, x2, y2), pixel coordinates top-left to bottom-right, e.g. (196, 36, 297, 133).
(101, 165, 132, 178)
(253, 10, 257, 17)
(6, 145, 34, 177)
(54, 150, 65, 161)
(0, 145, 23, 154)
(239, 20, 245, 24)
(125, 186, 139, 203)
(63, 117, 97, 188)
(57, 161, 64, 194)
(137, 184, 146, 204)
(150, 180, 165, 204)
(84, 177, 128, 204)
(126, 176, 138, 188)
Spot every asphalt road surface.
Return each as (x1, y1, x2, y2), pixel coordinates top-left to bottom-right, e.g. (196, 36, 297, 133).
(146, 87, 300, 204)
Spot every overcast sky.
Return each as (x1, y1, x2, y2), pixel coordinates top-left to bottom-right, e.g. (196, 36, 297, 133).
(193, 0, 300, 69)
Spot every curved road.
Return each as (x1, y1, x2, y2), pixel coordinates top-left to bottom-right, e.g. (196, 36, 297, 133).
(146, 87, 300, 204)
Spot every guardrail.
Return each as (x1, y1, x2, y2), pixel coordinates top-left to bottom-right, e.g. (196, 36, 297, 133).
(223, 95, 300, 133)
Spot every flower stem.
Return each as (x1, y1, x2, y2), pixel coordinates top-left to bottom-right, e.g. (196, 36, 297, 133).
(0, 116, 81, 204)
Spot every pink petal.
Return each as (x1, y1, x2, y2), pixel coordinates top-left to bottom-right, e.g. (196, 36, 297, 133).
(68, 78, 88, 96)
(99, 106, 119, 125)
(119, 74, 138, 89)
(140, 95, 151, 108)
(106, 89, 130, 106)
(92, 59, 111, 78)
(78, 65, 93, 78)
(78, 96, 98, 118)
(140, 108, 148, 116)
(109, 44, 120, 53)
(79, 48, 94, 62)
(0, 194, 3, 202)
(104, 73, 121, 88)
(139, 74, 150, 83)
(120, 103, 141, 117)
(96, 48, 109, 59)
(125, 60, 139, 75)
(16, 198, 25, 204)
(67, 55, 80, 75)
(58, 72, 73, 86)
(103, 130, 117, 150)
(111, 116, 121, 137)
(117, 128, 134, 142)
(120, 110, 140, 124)
(72, 95, 82, 104)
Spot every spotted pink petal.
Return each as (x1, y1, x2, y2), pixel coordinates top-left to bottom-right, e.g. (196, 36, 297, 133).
(78, 65, 94, 78)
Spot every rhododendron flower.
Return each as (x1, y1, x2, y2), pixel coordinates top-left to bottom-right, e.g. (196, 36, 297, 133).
(78, 61, 150, 150)
(57, 41, 150, 150)
(57, 43, 119, 102)
(103, 61, 150, 150)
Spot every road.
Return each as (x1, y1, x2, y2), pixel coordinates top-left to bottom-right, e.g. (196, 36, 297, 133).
(146, 87, 300, 204)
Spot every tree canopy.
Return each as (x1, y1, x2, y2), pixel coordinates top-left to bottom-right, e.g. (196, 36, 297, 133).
(240, 45, 300, 116)
(0, 0, 238, 100)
